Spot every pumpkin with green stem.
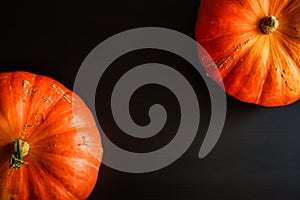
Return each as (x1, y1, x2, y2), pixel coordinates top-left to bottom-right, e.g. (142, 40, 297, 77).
(0, 71, 103, 199)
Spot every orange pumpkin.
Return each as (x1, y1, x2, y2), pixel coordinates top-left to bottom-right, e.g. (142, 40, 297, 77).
(196, 0, 300, 106)
(0, 71, 103, 199)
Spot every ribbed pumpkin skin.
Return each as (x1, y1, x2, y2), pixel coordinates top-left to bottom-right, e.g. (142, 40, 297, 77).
(196, 0, 300, 106)
(0, 72, 103, 199)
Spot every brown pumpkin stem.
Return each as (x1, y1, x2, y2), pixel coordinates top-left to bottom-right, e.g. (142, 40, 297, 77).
(259, 15, 279, 34)
(9, 138, 29, 169)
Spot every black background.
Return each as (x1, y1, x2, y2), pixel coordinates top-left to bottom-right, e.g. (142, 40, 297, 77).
(1, 1, 300, 200)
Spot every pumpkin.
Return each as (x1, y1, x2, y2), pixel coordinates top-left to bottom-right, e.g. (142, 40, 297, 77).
(195, 0, 300, 106)
(0, 71, 103, 199)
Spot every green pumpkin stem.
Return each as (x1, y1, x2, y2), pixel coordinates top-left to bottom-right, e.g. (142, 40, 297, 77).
(9, 138, 29, 169)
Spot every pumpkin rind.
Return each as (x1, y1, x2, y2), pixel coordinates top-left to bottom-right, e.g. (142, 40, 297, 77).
(196, 0, 300, 106)
(0, 71, 103, 199)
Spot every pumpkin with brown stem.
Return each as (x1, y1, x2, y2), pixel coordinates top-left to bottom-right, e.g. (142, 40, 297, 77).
(196, 0, 300, 106)
(0, 71, 103, 199)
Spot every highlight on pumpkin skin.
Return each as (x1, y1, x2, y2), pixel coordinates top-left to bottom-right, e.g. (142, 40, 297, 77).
(196, 0, 300, 106)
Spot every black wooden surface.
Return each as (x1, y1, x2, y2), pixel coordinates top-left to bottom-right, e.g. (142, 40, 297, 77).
(1, 1, 300, 199)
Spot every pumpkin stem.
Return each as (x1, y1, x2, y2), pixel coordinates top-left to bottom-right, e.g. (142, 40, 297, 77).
(259, 15, 279, 34)
(9, 138, 29, 169)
